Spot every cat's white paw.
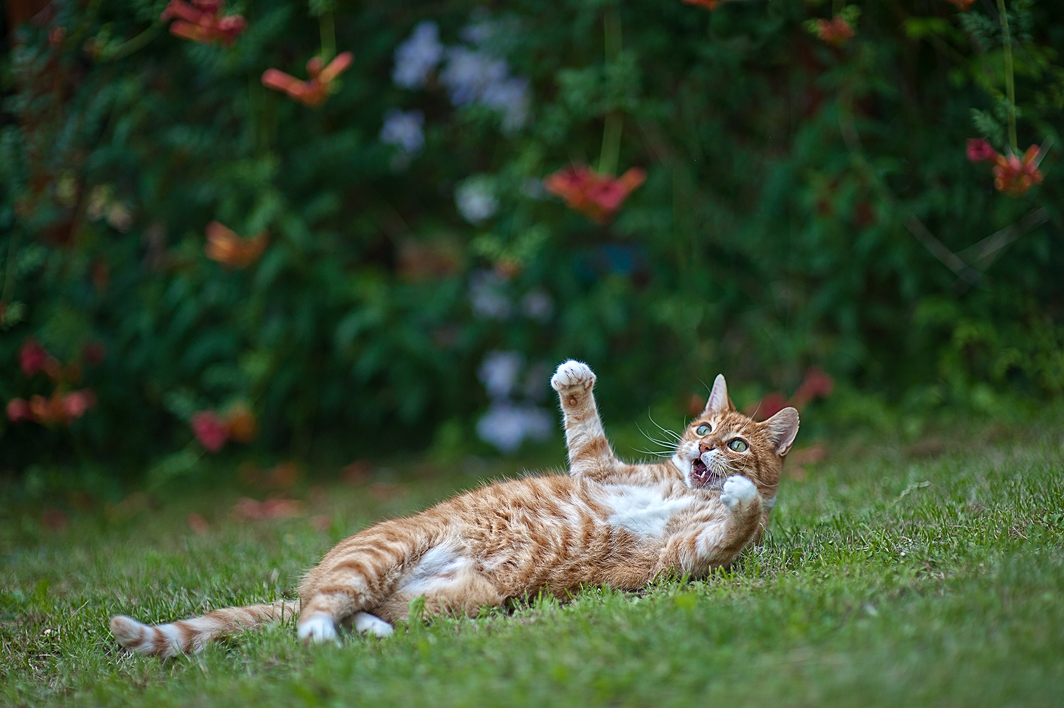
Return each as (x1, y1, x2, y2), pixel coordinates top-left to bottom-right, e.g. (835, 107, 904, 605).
(720, 476, 758, 510)
(298, 615, 339, 644)
(353, 612, 394, 637)
(551, 360, 595, 392)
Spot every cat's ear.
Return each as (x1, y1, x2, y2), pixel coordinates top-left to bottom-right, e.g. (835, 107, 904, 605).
(763, 407, 800, 456)
(703, 374, 735, 415)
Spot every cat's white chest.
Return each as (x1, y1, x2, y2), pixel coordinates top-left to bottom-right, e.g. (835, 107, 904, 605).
(605, 485, 693, 537)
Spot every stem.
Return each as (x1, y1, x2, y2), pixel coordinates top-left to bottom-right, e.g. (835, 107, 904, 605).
(598, 8, 623, 175)
(599, 113, 623, 176)
(319, 11, 336, 62)
(996, 0, 1017, 154)
(1, 231, 17, 303)
(102, 23, 161, 62)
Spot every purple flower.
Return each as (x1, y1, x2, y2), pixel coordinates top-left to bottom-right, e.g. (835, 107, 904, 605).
(476, 401, 552, 453)
(520, 289, 553, 322)
(469, 270, 512, 320)
(456, 176, 498, 224)
(480, 76, 530, 133)
(479, 350, 524, 399)
(392, 21, 444, 89)
(440, 47, 509, 107)
(379, 108, 425, 159)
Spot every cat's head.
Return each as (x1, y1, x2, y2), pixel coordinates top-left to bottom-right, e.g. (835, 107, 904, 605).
(671, 375, 799, 504)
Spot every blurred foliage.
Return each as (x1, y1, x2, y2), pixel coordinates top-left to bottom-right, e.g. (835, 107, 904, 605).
(1, 0, 1062, 477)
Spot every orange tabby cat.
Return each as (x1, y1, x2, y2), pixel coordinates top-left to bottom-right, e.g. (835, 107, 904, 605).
(110, 361, 798, 656)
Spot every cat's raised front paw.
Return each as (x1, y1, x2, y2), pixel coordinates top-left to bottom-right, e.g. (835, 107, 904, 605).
(720, 476, 758, 510)
(551, 360, 596, 392)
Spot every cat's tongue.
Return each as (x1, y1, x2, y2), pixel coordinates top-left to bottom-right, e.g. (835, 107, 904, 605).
(690, 457, 722, 489)
(691, 458, 711, 486)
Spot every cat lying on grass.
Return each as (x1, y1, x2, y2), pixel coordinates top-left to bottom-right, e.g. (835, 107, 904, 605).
(110, 361, 799, 656)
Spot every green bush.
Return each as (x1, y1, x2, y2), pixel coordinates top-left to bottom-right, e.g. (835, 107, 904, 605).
(1, 0, 1061, 476)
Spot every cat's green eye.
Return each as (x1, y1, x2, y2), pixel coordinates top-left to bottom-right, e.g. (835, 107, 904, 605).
(728, 439, 748, 452)
(696, 424, 711, 436)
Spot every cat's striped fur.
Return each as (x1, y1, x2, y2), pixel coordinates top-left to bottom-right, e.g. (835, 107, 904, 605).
(110, 361, 799, 656)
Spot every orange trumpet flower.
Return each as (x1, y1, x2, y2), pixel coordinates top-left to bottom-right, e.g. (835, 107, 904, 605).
(160, 0, 246, 47)
(543, 164, 646, 224)
(204, 221, 269, 268)
(261, 52, 354, 108)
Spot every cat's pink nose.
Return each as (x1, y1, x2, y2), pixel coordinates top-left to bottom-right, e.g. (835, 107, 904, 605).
(698, 440, 714, 454)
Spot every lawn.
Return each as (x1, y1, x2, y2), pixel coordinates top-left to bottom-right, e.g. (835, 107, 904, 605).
(2, 420, 1063, 707)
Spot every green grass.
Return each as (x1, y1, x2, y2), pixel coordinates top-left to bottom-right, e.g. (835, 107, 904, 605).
(2, 421, 1064, 707)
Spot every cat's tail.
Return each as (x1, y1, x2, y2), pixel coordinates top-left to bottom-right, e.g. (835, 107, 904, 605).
(110, 599, 299, 658)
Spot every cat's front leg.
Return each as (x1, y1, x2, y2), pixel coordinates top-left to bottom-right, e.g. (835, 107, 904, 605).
(661, 475, 764, 573)
(700, 475, 763, 563)
(551, 360, 621, 480)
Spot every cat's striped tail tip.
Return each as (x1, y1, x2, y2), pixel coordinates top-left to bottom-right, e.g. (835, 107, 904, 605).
(110, 615, 154, 654)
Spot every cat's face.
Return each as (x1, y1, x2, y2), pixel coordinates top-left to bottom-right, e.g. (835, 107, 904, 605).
(671, 375, 799, 503)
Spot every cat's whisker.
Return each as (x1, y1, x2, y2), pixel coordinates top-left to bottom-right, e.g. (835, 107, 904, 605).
(646, 412, 681, 442)
(736, 400, 763, 438)
(631, 446, 672, 458)
(636, 424, 678, 451)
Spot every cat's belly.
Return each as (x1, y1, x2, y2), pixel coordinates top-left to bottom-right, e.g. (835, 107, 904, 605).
(604, 484, 695, 537)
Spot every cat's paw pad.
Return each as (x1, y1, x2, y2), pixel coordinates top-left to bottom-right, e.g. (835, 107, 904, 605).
(353, 612, 394, 637)
(551, 360, 596, 392)
(298, 615, 339, 644)
(720, 476, 758, 510)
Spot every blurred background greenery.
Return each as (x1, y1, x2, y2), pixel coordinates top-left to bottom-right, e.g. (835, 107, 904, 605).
(1, 0, 1061, 488)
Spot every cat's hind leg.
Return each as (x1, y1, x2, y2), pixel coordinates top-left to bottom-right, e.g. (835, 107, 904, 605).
(353, 612, 394, 637)
(297, 520, 432, 643)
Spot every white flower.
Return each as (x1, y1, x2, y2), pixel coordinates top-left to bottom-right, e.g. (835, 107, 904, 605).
(379, 109, 425, 162)
(456, 176, 499, 224)
(469, 270, 512, 320)
(392, 21, 444, 89)
(476, 401, 552, 454)
(479, 350, 524, 399)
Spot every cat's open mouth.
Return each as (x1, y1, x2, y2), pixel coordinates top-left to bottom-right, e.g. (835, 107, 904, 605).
(689, 457, 725, 490)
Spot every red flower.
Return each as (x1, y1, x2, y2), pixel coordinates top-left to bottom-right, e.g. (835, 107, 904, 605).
(792, 367, 834, 408)
(204, 221, 269, 268)
(753, 392, 789, 420)
(943, 0, 975, 9)
(992, 145, 1044, 197)
(224, 404, 257, 443)
(160, 0, 246, 47)
(682, 0, 721, 9)
(62, 389, 97, 419)
(543, 165, 646, 224)
(815, 16, 855, 46)
(191, 411, 230, 452)
(966, 138, 997, 163)
(19, 339, 54, 377)
(82, 341, 107, 367)
(261, 52, 354, 108)
(6, 398, 31, 422)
